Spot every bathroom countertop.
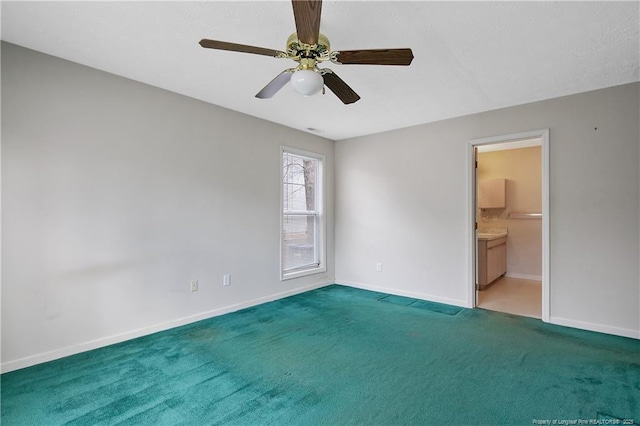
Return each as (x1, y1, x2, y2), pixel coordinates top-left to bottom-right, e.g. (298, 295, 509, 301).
(477, 227, 508, 241)
(477, 233, 507, 241)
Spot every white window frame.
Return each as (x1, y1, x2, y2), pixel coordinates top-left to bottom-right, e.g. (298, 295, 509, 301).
(280, 146, 326, 280)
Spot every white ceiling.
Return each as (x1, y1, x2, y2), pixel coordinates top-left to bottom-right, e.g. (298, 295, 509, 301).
(2, 1, 638, 140)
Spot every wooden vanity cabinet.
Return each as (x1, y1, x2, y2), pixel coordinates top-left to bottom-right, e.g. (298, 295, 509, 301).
(478, 236, 507, 288)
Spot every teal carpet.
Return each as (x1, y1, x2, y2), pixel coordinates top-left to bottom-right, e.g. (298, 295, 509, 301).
(2, 285, 639, 425)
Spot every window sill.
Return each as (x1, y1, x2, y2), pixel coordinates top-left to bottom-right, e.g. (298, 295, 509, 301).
(281, 265, 326, 281)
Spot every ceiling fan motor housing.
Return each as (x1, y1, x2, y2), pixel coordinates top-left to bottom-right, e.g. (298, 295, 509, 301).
(286, 32, 330, 66)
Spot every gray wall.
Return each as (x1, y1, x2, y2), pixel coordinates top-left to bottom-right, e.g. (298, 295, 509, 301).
(1, 43, 335, 371)
(336, 82, 639, 338)
(3, 41, 639, 372)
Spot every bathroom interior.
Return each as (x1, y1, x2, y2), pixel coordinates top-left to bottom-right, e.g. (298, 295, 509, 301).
(476, 138, 542, 318)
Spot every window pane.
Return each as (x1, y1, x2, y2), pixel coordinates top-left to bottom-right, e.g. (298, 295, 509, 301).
(281, 149, 323, 278)
(283, 153, 317, 212)
(282, 214, 318, 272)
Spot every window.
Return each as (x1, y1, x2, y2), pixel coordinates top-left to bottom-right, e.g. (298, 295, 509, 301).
(281, 147, 325, 279)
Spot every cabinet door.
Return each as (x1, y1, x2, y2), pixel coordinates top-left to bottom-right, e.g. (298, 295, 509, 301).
(478, 179, 506, 209)
(498, 243, 507, 276)
(477, 240, 488, 286)
(486, 243, 507, 283)
(486, 246, 498, 283)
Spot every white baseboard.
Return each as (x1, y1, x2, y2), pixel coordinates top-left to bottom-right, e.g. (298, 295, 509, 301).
(549, 316, 640, 340)
(505, 272, 543, 281)
(336, 280, 467, 308)
(1, 280, 333, 373)
(336, 280, 639, 340)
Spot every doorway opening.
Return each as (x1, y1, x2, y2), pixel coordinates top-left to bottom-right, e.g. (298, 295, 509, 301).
(467, 130, 550, 322)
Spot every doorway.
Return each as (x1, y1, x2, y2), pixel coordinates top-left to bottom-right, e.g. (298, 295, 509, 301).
(467, 129, 550, 322)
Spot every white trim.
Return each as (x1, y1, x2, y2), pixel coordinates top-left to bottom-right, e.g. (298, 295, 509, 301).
(505, 272, 543, 281)
(467, 146, 477, 309)
(468, 129, 550, 321)
(549, 316, 640, 340)
(280, 146, 327, 281)
(337, 280, 467, 308)
(1, 279, 334, 373)
(476, 137, 541, 153)
(281, 264, 326, 281)
(542, 130, 550, 322)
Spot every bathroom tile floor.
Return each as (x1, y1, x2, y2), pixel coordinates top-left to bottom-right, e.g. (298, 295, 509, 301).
(477, 276, 542, 319)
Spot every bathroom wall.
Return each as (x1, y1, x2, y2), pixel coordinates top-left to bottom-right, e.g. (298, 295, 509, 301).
(478, 146, 542, 279)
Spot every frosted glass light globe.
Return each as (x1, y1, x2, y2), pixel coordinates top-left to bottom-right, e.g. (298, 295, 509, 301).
(290, 69, 324, 96)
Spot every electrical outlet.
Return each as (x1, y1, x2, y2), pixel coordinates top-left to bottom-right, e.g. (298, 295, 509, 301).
(376, 262, 383, 272)
(190, 280, 198, 292)
(223, 274, 231, 286)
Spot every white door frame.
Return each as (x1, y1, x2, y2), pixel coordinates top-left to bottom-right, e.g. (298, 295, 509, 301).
(467, 129, 550, 322)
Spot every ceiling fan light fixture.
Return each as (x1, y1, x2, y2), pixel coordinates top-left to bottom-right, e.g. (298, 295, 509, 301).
(290, 69, 324, 96)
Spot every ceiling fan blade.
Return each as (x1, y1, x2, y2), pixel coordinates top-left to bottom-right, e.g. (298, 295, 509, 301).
(333, 48, 414, 66)
(255, 70, 293, 99)
(322, 71, 360, 105)
(199, 39, 284, 58)
(291, 0, 322, 45)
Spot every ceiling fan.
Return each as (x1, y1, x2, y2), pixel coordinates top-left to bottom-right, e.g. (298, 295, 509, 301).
(199, 0, 414, 105)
